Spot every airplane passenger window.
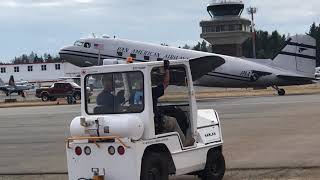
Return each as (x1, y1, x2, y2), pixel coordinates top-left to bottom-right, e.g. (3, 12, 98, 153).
(84, 42, 91, 48)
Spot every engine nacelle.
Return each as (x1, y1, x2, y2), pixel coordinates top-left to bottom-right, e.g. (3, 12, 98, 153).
(70, 115, 144, 141)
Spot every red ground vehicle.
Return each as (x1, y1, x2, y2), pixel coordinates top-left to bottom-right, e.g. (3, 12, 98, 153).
(35, 82, 82, 102)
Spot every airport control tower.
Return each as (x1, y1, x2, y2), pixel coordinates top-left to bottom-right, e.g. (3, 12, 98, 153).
(200, 0, 251, 57)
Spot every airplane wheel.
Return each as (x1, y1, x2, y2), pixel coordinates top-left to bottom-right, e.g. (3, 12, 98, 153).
(278, 89, 286, 96)
(199, 149, 225, 180)
(6, 92, 9, 96)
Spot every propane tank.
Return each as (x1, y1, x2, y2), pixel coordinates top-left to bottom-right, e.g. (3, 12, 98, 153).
(70, 115, 144, 141)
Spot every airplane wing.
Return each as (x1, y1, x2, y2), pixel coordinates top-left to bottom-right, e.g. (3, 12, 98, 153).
(189, 55, 225, 81)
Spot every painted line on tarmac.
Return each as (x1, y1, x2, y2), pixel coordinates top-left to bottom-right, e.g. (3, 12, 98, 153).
(215, 100, 320, 107)
(228, 166, 320, 171)
(0, 172, 68, 176)
(198, 99, 320, 108)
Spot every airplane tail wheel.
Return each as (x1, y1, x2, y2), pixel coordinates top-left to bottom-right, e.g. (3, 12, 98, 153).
(278, 89, 286, 96)
(200, 149, 225, 180)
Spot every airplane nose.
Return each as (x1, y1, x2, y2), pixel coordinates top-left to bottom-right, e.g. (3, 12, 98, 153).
(59, 45, 97, 67)
(59, 46, 77, 64)
(59, 45, 73, 55)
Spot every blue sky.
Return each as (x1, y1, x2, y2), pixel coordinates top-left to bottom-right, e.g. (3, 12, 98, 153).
(0, 0, 319, 62)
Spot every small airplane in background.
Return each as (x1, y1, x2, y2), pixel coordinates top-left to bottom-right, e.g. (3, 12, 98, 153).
(59, 34, 317, 96)
(0, 75, 33, 97)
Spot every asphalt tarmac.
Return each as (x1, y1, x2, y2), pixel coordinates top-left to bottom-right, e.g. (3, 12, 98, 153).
(0, 94, 320, 179)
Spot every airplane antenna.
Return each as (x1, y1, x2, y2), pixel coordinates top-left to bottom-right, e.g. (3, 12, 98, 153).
(92, 33, 96, 38)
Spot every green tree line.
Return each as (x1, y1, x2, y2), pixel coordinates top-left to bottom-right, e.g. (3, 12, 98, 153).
(10, 52, 62, 64)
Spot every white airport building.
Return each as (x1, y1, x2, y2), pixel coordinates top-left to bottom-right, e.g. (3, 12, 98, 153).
(0, 62, 80, 84)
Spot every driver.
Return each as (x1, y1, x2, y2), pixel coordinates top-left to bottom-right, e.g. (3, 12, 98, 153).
(153, 60, 194, 147)
(96, 75, 114, 112)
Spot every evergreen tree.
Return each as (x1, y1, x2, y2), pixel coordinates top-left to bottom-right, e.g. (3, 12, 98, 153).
(182, 44, 190, 49)
(192, 42, 201, 51)
(200, 40, 208, 52)
(47, 54, 53, 63)
(308, 22, 320, 66)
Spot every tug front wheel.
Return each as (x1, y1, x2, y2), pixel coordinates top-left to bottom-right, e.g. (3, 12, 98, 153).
(199, 149, 226, 180)
(140, 152, 168, 180)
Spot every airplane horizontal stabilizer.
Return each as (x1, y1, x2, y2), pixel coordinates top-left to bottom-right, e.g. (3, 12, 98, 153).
(189, 56, 225, 81)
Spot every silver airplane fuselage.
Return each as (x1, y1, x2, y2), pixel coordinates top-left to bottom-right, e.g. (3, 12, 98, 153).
(59, 36, 316, 91)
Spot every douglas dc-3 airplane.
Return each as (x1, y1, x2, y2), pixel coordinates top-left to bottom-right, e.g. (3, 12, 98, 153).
(59, 34, 317, 96)
(0, 75, 33, 97)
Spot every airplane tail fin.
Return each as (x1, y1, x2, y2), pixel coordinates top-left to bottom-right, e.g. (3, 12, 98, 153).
(272, 35, 317, 78)
(8, 75, 15, 86)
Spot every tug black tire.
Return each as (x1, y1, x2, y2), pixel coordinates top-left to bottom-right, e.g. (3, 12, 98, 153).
(199, 149, 225, 180)
(140, 152, 169, 180)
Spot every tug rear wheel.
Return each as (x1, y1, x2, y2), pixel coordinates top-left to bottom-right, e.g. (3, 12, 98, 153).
(140, 152, 168, 180)
(199, 149, 225, 180)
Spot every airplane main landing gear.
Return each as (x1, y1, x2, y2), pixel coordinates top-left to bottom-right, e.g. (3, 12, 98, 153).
(272, 86, 286, 96)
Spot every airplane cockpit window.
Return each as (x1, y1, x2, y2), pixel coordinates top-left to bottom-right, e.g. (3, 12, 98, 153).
(74, 41, 84, 47)
(84, 42, 91, 48)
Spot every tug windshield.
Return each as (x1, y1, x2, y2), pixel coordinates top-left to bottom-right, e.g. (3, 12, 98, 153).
(85, 71, 144, 115)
